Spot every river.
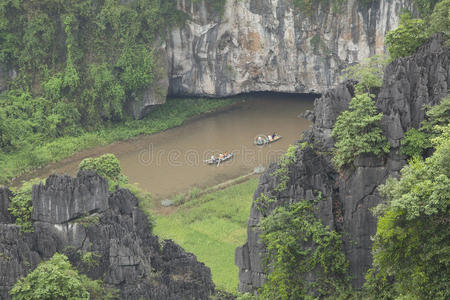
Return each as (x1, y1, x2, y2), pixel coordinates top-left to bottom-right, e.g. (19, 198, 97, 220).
(21, 94, 315, 200)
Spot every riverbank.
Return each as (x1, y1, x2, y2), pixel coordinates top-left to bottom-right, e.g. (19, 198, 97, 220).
(1, 97, 241, 185)
(152, 178, 258, 293)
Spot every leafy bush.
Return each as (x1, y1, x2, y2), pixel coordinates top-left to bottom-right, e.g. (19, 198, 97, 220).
(8, 178, 42, 232)
(400, 128, 431, 158)
(79, 154, 122, 182)
(331, 94, 390, 170)
(341, 54, 388, 94)
(10, 253, 117, 300)
(429, 0, 450, 37)
(401, 97, 450, 158)
(365, 125, 450, 299)
(385, 13, 429, 60)
(259, 201, 350, 299)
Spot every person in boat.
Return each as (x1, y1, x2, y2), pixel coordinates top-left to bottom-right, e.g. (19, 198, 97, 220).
(272, 132, 277, 140)
(210, 155, 216, 162)
(257, 136, 264, 144)
(268, 134, 273, 142)
(224, 152, 228, 158)
(219, 153, 224, 160)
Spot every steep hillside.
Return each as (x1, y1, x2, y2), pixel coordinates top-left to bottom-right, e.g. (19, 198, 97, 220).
(235, 34, 449, 292)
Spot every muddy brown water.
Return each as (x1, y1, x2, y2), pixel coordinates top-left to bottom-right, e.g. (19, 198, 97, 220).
(18, 94, 315, 201)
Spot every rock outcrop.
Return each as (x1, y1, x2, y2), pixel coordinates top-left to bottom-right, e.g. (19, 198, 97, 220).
(0, 187, 12, 223)
(0, 171, 214, 300)
(166, 0, 413, 97)
(235, 34, 449, 292)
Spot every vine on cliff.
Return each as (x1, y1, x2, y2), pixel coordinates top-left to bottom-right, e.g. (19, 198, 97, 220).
(8, 178, 42, 233)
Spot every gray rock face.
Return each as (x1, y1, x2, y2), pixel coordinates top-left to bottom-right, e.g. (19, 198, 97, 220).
(31, 171, 109, 224)
(0, 187, 12, 223)
(0, 171, 214, 299)
(167, 0, 413, 97)
(236, 34, 450, 292)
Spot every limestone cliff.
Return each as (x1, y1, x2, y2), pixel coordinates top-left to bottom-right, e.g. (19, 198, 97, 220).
(0, 171, 214, 300)
(235, 34, 449, 292)
(166, 0, 413, 97)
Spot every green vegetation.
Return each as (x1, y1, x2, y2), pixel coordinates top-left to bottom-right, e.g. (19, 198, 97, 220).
(0, 0, 184, 127)
(258, 200, 350, 299)
(331, 93, 390, 170)
(364, 124, 450, 299)
(71, 214, 101, 228)
(429, 0, 450, 37)
(341, 54, 388, 94)
(272, 144, 298, 192)
(79, 153, 128, 190)
(0, 97, 237, 184)
(10, 253, 117, 300)
(334, 54, 390, 170)
(8, 178, 42, 232)
(80, 251, 101, 269)
(385, 13, 429, 60)
(386, 1, 449, 60)
(401, 97, 450, 158)
(153, 178, 258, 293)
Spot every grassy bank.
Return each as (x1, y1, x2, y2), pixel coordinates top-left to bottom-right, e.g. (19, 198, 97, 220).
(152, 178, 258, 293)
(0, 97, 240, 184)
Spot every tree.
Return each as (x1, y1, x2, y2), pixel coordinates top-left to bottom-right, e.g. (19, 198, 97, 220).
(10, 253, 117, 300)
(259, 201, 350, 299)
(365, 125, 450, 299)
(401, 97, 450, 158)
(385, 13, 429, 60)
(428, 0, 450, 37)
(331, 94, 390, 170)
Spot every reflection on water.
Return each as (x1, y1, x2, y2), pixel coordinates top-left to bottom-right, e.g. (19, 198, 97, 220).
(24, 94, 315, 200)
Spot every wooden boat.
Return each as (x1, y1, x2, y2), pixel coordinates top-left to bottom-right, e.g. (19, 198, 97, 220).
(205, 153, 233, 165)
(254, 135, 282, 145)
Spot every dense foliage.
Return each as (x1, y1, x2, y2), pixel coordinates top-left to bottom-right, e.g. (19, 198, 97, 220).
(10, 253, 117, 300)
(8, 178, 42, 232)
(365, 124, 450, 299)
(79, 153, 129, 191)
(259, 201, 350, 299)
(401, 97, 450, 158)
(79, 153, 122, 182)
(386, 1, 449, 60)
(385, 13, 429, 60)
(0, 0, 184, 151)
(331, 93, 390, 170)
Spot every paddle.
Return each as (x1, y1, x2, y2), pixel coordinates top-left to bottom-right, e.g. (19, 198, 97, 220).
(217, 158, 221, 167)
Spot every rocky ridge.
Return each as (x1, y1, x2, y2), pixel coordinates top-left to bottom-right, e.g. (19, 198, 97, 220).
(235, 34, 449, 292)
(0, 171, 214, 300)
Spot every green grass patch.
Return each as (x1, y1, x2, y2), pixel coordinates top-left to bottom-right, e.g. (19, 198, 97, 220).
(0, 97, 239, 184)
(152, 178, 258, 293)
